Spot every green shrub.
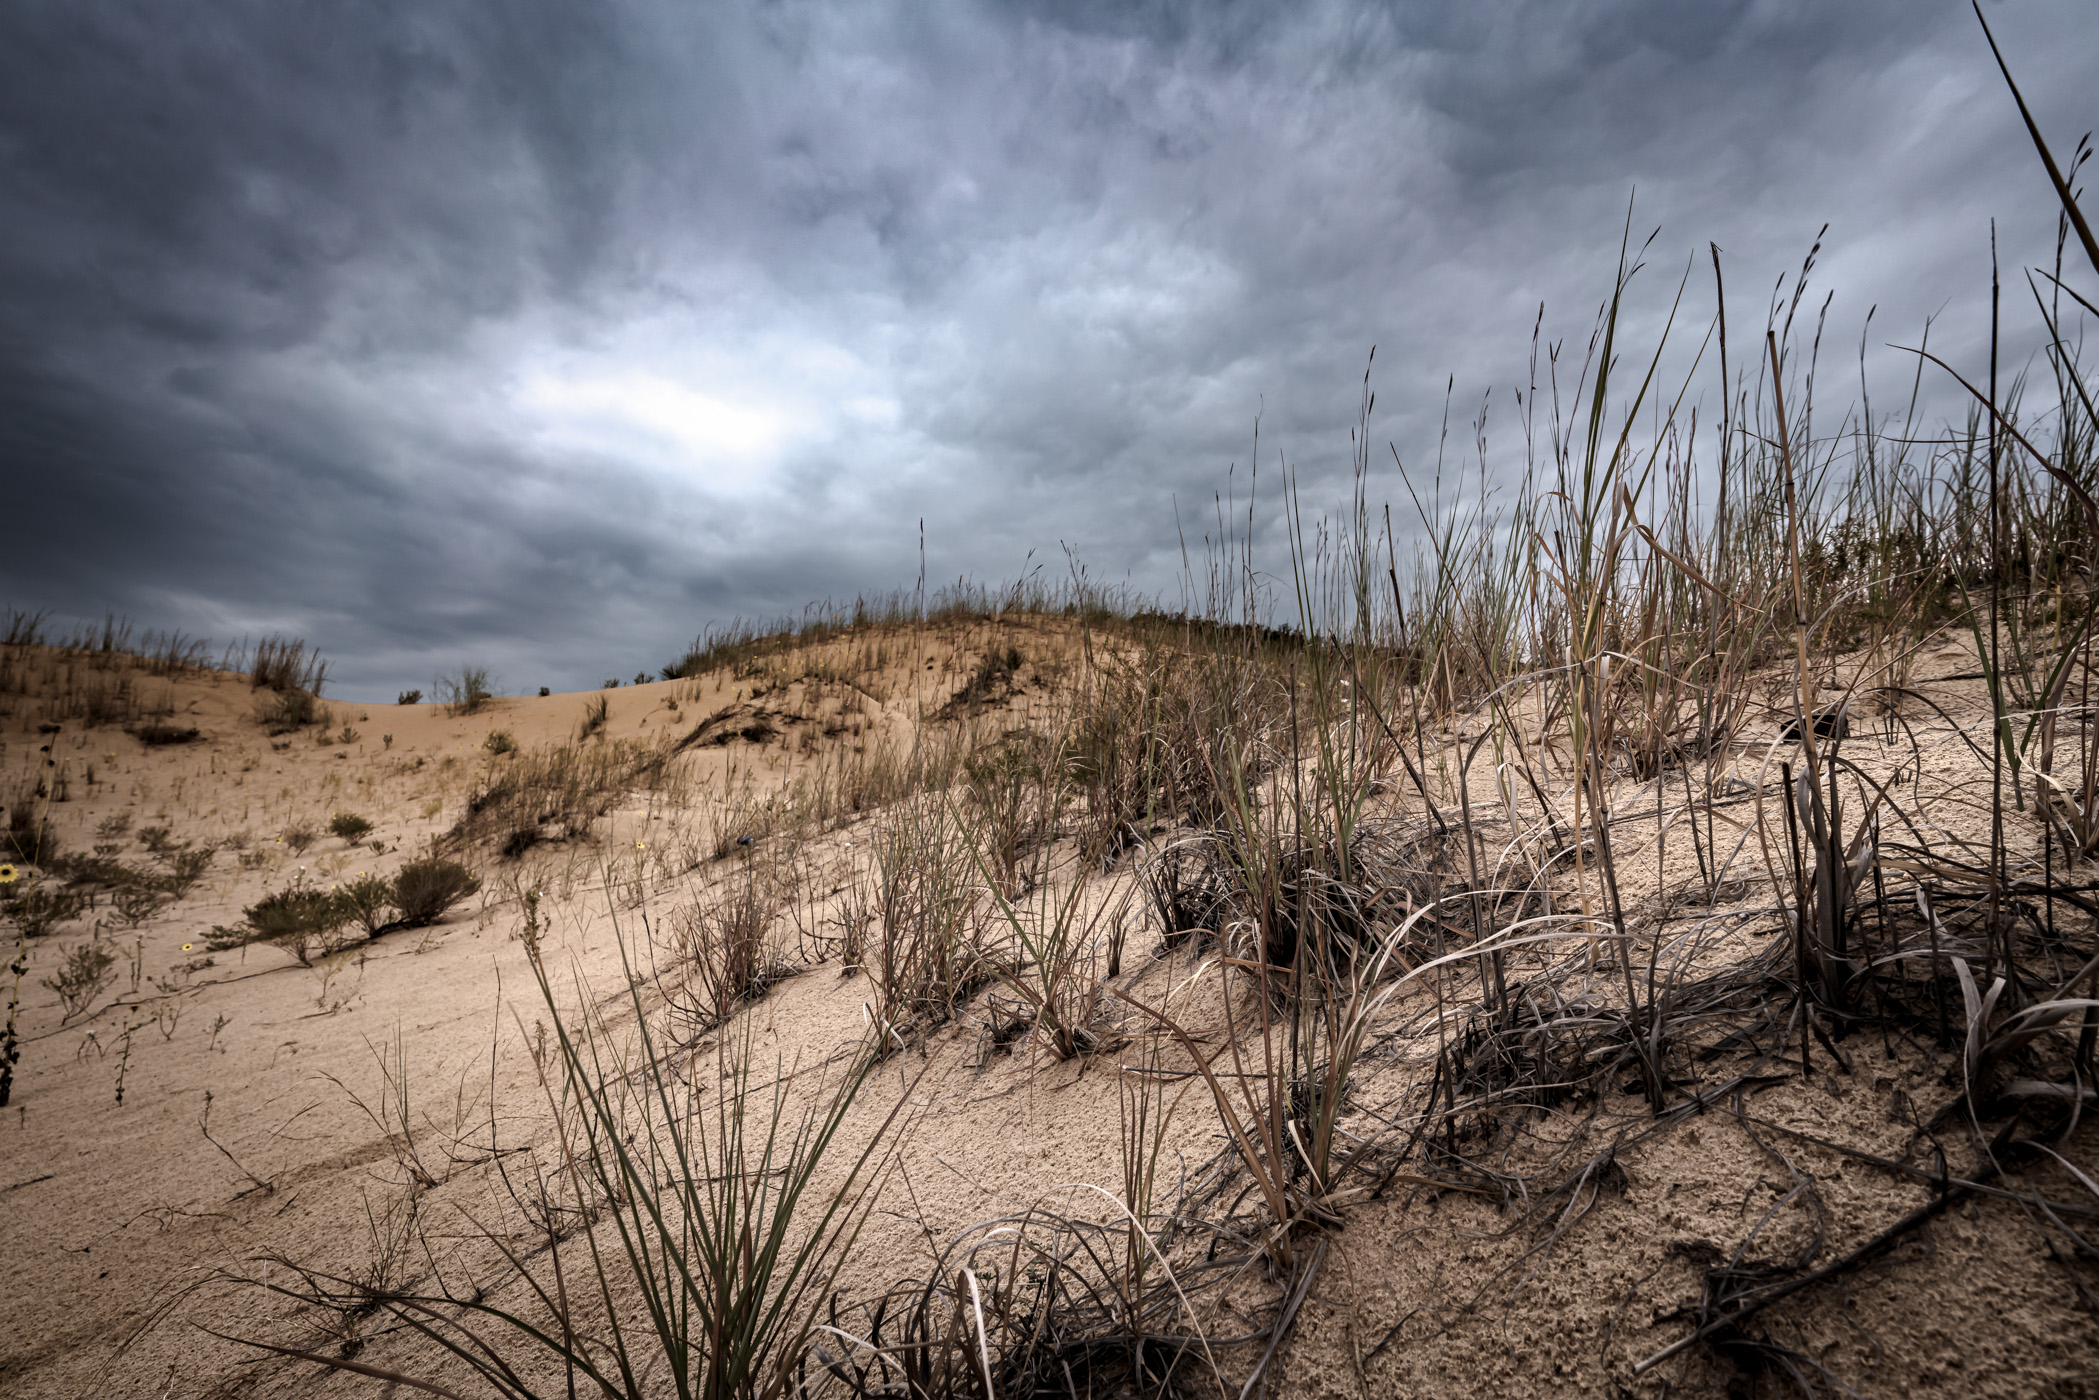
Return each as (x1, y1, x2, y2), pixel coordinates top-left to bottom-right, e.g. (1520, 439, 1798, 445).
(483, 730, 516, 757)
(328, 812, 375, 842)
(393, 859, 480, 926)
(282, 823, 318, 855)
(339, 872, 397, 936)
(397, 689, 423, 706)
(438, 667, 493, 716)
(240, 885, 355, 966)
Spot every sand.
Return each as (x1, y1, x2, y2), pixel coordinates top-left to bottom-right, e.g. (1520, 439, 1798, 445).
(2, 625, 2094, 1398)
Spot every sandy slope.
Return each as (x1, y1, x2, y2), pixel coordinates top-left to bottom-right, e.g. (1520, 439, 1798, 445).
(2, 628, 2095, 1399)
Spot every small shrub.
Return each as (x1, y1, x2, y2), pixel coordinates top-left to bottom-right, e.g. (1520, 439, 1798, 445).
(137, 824, 177, 855)
(282, 823, 319, 855)
(131, 723, 200, 746)
(329, 812, 375, 842)
(160, 847, 213, 897)
(632, 671, 647, 686)
(255, 689, 317, 735)
(111, 878, 167, 928)
(437, 667, 493, 717)
(5, 800, 55, 864)
(42, 942, 117, 1022)
(397, 689, 423, 706)
(337, 725, 360, 745)
(392, 858, 480, 926)
(4, 882, 87, 937)
(538, 686, 551, 697)
(240, 885, 355, 966)
(603, 678, 621, 689)
(339, 872, 397, 935)
(95, 812, 133, 840)
(483, 730, 516, 757)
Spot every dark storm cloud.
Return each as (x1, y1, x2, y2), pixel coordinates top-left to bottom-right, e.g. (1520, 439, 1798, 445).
(1, 0, 2092, 696)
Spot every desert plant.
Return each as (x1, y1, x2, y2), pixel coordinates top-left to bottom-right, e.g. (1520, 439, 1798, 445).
(339, 872, 398, 936)
(41, 940, 116, 1022)
(254, 688, 317, 734)
(111, 877, 168, 929)
(130, 723, 200, 746)
(250, 635, 327, 694)
(4, 881, 86, 938)
(281, 823, 318, 856)
(673, 875, 794, 1032)
(436, 666, 494, 716)
(328, 812, 374, 843)
(255, 934, 912, 1400)
(958, 782, 1132, 1059)
(236, 883, 356, 966)
(4, 799, 55, 865)
(445, 737, 676, 857)
(396, 689, 422, 706)
(155, 847, 213, 898)
(482, 729, 516, 757)
(391, 858, 480, 926)
(578, 693, 609, 741)
(864, 793, 995, 1054)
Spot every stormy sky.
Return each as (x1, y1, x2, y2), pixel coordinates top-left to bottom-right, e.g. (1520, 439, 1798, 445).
(1, 1, 2093, 699)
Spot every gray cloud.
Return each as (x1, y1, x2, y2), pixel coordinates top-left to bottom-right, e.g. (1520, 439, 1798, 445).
(1, 0, 2092, 696)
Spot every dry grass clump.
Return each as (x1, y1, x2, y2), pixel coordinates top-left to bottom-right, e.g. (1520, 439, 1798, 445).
(247, 926, 912, 1400)
(671, 872, 797, 1032)
(249, 635, 328, 693)
(445, 736, 679, 859)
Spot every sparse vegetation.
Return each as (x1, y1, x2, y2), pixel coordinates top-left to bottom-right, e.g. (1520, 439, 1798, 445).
(16, 22, 2099, 1400)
